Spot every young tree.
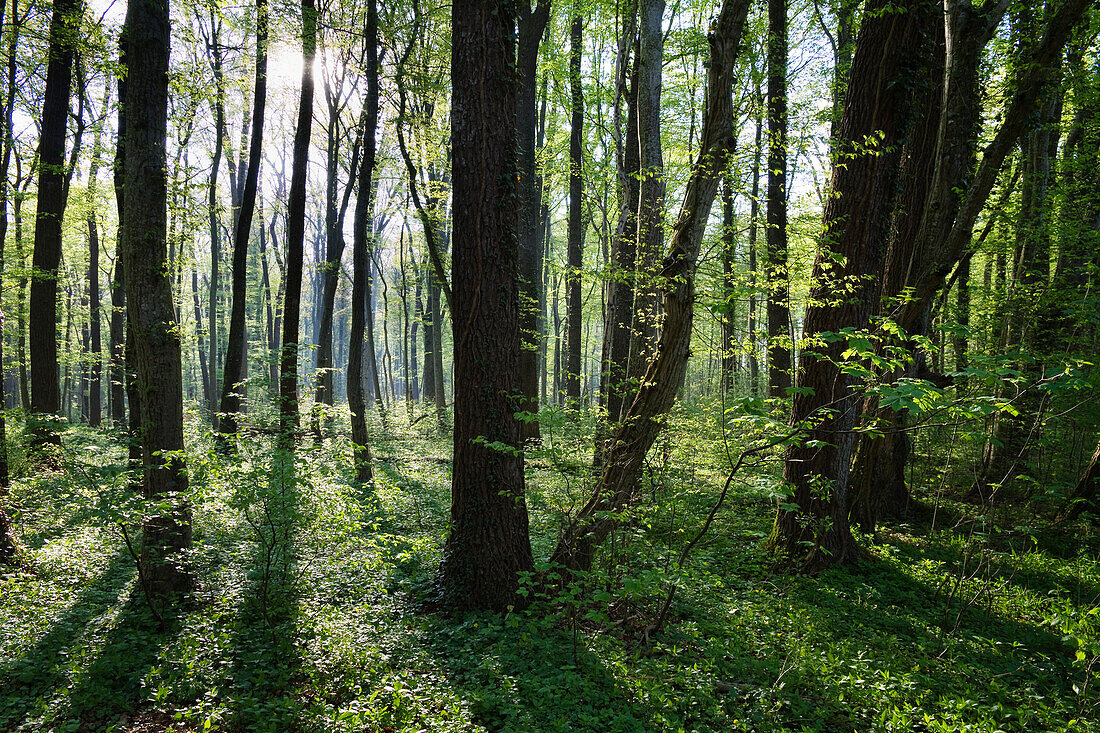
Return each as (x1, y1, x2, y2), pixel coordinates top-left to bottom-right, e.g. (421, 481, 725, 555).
(279, 0, 317, 443)
(439, 0, 534, 611)
(347, 0, 378, 482)
(764, 0, 791, 398)
(552, 0, 750, 572)
(218, 0, 268, 440)
(121, 0, 193, 597)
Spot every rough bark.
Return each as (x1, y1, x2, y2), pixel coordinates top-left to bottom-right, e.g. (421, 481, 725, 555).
(440, 0, 533, 612)
(29, 0, 80, 442)
(121, 0, 193, 597)
(566, 14, 584, 406)
(770, 0, 932, 571)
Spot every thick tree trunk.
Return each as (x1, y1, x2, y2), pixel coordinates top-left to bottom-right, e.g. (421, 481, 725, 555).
(551, 0, 748, 573)
(122, 0, 193, 598)
(29, 0, 80, 442)
(770, 0, 931, 571)
(279, 0, 317, 444)
(440, 0, 533, 612)
(218, 0, 268, 440)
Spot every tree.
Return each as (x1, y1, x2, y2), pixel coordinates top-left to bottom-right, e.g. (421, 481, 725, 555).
(439, 0, 534, 611)
(764, 0, 791, 397)
(218, 0, 268, 440)
(279, 0, 317, 443)
(29, 0, 81, 443)
(551, 0, 750, 572)
(517, 0, 551, 436)
(347, 0, 378, 482)
(565, 13, 584, 406)
(121, 0, 193, 597)
(769, 0, 934, 570)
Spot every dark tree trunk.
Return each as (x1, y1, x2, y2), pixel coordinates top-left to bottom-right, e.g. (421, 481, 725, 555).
(440, 0, 533, 612)
(765, 0, 791, 398)
(29, 0, 80, 442)
(206, 16, 225, 424)
(551, 0, 748, 572)
(746, 102, 762, 393)
(218, 0, 268, 440)
(516, 1, 550, 438)
(347, 0, 378, 481)
(566, 15, 584, 406)
(770, 0, 932, 571)
(121, 0, 193, 598)
(279, 0, 317, 444)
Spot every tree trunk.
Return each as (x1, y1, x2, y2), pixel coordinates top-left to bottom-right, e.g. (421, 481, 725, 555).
(279, 0, 317, 444)
(551, 0, 748, 573)
(765, 0, 791, 398)
(770, 0, 932, 571)
(0, 0, 19, 491)
(566, 15, 584, 406)
(29, 0, 80, 443)
(347, 0, 377, 482)
(440, 0, 534, 612)
(122, 0, 193, 598)
(206, 15, 225, 425)
(746, 101, 762, 393)
(516, 1, 550, 439)
(218, 0, 267, 440)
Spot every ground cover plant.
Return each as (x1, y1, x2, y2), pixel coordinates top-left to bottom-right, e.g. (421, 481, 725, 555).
(1, 407, 1097, 733)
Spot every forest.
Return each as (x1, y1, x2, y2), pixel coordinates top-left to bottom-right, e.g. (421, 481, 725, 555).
(0, 0, 1098, 729)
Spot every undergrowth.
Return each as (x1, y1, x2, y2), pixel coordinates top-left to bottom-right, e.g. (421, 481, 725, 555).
(1, 406, 1097, 732)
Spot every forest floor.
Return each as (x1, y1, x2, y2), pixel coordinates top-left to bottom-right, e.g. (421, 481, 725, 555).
(1, 405, 1098, 732)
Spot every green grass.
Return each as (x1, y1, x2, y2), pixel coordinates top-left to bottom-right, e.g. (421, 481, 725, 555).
(1, 409, 1097, 732)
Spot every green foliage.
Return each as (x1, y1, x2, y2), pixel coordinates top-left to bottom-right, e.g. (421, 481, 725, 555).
(2, 413, 1099, 732)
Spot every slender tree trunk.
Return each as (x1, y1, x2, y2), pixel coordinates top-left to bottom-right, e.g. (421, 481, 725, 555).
(720, 168, 737, 391)
(551, 0, 748, 572)
(29, 0, 80, 443)
(348, 0, 378, 481)
(765, 0, 791, 398)
(206, 16, 226, 425)
(746, 102, 762, 393)
(279, 0, 317, 444)
(627, 0, 665, 392)
(516, 1, 551, 439)
(122, 0, 193, 598)
(566, 15, 585, 406)
(218, 0, 267, 440)
(0, 0, 19, 491)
